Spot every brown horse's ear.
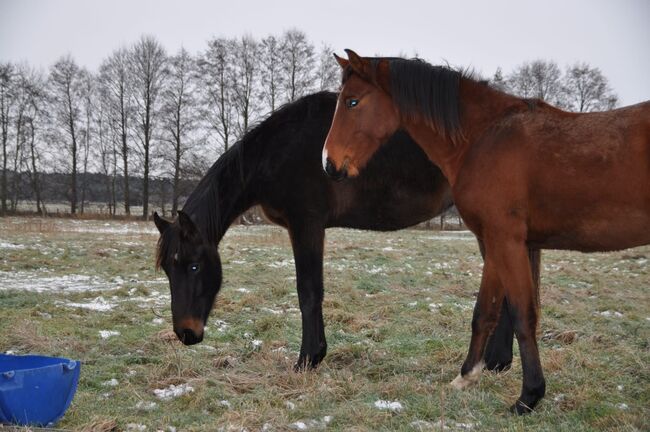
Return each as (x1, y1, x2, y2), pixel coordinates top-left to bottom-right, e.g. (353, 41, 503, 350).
(176, 210, 198, 239)
(153, 211, 171, 234)
(344, 49, 371, 79)
(333, 53, 349, 69)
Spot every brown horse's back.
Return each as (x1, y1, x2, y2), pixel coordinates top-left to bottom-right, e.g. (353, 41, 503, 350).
(458, 101, 650, 252)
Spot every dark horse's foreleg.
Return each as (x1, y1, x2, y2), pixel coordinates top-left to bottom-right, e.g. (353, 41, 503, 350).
(480, 240, 541, 372)
(288, 220, 327, 371)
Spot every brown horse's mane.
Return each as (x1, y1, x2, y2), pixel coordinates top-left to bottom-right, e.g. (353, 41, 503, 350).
(343, 57, 480, 144)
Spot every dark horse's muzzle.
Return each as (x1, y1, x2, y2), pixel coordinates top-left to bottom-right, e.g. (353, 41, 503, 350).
(174, 318, 204, 345)
(324, 158, 348, 181)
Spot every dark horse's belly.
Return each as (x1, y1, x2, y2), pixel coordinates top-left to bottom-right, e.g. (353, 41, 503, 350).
(329, 130, 453, 231)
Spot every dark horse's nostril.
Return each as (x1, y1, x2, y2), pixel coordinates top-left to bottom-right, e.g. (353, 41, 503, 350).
(325, 158, 348, 181)
(178, 328, 203, 345)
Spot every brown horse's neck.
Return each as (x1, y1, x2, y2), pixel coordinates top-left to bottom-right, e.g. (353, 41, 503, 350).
(402, 79, 524, 186)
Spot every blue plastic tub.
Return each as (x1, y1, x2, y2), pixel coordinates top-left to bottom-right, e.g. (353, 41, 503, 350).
(0, 354, 80, 427)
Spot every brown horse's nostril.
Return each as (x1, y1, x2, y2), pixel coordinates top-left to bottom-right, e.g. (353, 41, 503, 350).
(325, 158, 348, 181)
(176, 328, 204, 345)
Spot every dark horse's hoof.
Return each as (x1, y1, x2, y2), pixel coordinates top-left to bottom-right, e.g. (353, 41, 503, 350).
(483, 358, 512, 373)
(293, 346, 327, 371)
(509, 400, 534, 415)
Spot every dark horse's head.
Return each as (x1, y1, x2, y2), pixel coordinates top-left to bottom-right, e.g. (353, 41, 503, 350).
(153, 211, 221, 345)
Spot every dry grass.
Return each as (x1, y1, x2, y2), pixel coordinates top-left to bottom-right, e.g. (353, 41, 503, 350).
(0, 216, 648, 431)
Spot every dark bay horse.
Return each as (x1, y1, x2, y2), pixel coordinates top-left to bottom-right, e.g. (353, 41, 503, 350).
(153, 91, 541, 371)
(322, 50, 650, 413)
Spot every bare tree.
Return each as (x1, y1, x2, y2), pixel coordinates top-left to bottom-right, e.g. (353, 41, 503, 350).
(130, 35, 167, 220)
(100, 48, 133, 215)
(506, 60, 564, 105)
(230, 35, 259, 138)
(96, 97, 118, 215)
(562, 63, 618, 112)
(315, 44, 339, 92)
(259, 35, 284, 112)
(160, 47, 197, 216)
(79, 70, 97, 213)
(49, 55, 85, 214)
(281, 29, 315, 102)
(21, 69, 47, 214)
(0, 63, 14, 215)
(199, 37, 235, 153)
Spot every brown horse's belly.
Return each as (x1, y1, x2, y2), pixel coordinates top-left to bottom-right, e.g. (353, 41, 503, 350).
(527, 214, 650, 252)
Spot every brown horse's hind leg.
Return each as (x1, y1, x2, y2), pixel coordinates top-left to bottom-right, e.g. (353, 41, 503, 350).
(451, 252, 504, 389)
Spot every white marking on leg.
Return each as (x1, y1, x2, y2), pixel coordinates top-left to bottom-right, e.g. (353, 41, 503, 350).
(322, 146, 329, 172)
(450, 361, 485, 390)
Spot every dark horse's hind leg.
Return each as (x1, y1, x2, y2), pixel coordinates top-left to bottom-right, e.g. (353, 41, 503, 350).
(480, 242, 541, 372)
(288, 220, 327, 371)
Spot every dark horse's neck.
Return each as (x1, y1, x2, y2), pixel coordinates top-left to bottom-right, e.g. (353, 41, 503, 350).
(181, 142, 260, 245)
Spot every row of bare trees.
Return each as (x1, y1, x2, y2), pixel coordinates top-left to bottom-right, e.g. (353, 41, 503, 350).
(0, 30, 339, 218)
(0, 33, 619, 219)
(492, 60, 618, 112)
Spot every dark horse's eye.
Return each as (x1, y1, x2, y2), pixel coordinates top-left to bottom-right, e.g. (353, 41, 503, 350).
(346, 98, 359, 108)
(189, 263, 200, 273)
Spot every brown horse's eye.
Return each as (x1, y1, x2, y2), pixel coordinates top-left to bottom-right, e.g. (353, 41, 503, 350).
(346, 98, 359, 108)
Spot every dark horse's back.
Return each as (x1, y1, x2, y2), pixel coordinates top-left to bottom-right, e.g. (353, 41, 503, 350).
(256, 92, 452, 230)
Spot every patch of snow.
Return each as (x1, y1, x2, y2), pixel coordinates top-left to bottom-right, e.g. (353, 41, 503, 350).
(153, 383, 194, 400)
(407, 301, 418, 307)
(268, 259, 294, 268)
(262, 307, 283, 315)
(616, 403, 629, 410)
(135, 401, 158, 411)
(251, 339, 263, 349)
(236, 287, 251, 293)
(595, 310, 623, 318)
(374, 399, 403, 412)
(0, 242, 25, 249)
(219, 400, 231, 409)
(285, 401, 296, 410)
(99, 330, 121, 339)
(102, 378, 119, 387)
(0, 271, 121, 293)
(152, 318, 165, 325)
(288, 416, 332, 430)
(62, 296, 116, 312)
(126, 424, 147, 431)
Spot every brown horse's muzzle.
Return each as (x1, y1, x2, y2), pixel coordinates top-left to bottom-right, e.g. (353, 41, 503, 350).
(175, 317, 204, 345)
(324, 157, 348, 181)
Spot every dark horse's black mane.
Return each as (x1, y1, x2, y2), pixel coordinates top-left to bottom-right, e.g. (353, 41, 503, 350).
(156, 92, 338, 267)
(345, 57, 471, 143)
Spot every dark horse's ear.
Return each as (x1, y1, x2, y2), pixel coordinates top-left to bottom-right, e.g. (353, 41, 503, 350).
(344, 49, 371, 80)
(153, 211, 171, 234)
(176, 210, 199, 239)
(333, 53, 349, 69)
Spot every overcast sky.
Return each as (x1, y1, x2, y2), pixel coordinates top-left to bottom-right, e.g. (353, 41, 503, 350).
(1, 0, 648, 105)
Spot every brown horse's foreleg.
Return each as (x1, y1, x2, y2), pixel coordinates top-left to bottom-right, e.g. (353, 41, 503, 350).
(288, 221, 327, 371)
(495, 239, 546, 414)
(483, 247, 541, 371)
(451, 253, 504, 389)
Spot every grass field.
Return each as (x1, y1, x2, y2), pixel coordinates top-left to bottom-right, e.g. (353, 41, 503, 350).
(0, 217, 648, 431)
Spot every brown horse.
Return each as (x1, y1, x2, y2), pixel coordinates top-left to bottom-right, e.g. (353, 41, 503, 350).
(322, 49, 650, 414)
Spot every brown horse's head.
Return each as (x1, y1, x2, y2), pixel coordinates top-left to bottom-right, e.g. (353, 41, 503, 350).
(154, 211, 222, 345)
(322, 49, 399, 180)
